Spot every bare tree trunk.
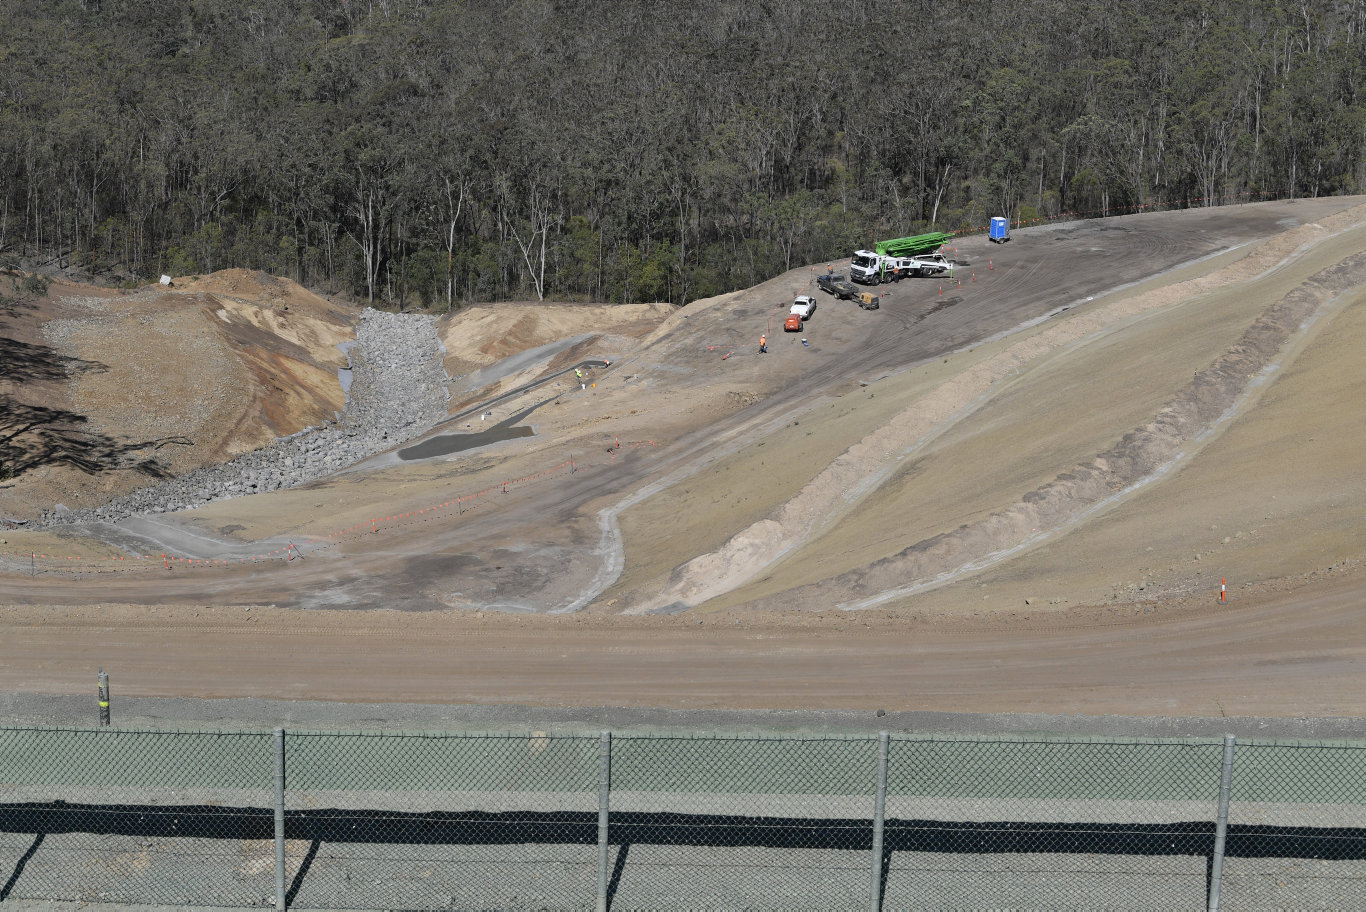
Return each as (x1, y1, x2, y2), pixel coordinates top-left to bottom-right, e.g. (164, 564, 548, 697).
(443, 174, 468, 313)
(350, 188, 382, 305)
(930, 163, 951, 228)
(501, 183, 558, 301)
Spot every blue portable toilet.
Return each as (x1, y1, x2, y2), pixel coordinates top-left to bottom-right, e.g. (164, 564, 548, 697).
(989, 216, 1010, 243)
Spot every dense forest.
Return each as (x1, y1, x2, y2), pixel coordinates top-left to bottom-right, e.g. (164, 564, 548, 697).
(1, 0, 1363, 308)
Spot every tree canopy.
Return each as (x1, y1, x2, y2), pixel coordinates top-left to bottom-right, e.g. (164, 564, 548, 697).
(1, 0, 1362, 308)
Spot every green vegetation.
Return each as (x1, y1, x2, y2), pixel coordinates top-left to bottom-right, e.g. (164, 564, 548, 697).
(0, 1, 1361, 308)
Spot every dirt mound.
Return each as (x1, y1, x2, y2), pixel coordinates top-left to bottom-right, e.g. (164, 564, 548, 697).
(834, 248, 1366, 608)
(0, 271, 354, 520)
(438, 302, 672, 377)
(175, 268, 286, 300)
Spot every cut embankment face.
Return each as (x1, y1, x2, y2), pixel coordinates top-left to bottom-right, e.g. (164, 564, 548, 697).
(830, 250, 1366, 611)
(945, 237, 1366, 612)
(628, 205, 1366, 614)
(2, 273, 354, 520)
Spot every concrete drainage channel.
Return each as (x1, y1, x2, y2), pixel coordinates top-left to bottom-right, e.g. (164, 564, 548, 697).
(44, 308, 451, 528)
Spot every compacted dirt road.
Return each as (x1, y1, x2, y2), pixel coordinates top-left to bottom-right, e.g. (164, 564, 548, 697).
(0, 562, 1363, 717)
(3, 198, 1366, 720)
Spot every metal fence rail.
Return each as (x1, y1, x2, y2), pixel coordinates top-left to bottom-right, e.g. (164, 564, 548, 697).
(1222, 740, 1366, 909)
(2, 726, 1365, 909)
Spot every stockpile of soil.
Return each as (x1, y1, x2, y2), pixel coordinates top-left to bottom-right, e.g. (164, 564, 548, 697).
(1, 270, 352, 520)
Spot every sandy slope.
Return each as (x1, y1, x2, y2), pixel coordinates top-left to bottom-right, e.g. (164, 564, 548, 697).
(662, 206, 1366, 615)
(3, 199, 1366, 717)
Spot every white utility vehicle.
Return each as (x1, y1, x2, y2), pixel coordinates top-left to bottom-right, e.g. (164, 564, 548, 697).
(790, 295, 817, 320)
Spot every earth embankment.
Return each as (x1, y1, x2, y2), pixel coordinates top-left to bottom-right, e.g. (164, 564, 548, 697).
(3, 198, 1366, 718)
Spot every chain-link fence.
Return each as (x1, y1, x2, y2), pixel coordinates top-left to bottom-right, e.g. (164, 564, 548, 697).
(0, 727, 275, 906)
(1221, 740, 1366, 909)
(884, 736, 1226, 908)
(282, 731, 601, 909)
(2, 726, 1364, 909)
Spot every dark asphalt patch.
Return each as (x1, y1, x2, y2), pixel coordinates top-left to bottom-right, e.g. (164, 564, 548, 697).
(398, 424, 535, 460)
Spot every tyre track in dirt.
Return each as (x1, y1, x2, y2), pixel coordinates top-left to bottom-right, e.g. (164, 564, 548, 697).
(824, 236, 1366, 612)
(630, 206, 1366, 615)
(7, 201, 1366, 718)
(7, 563, 1364, 713)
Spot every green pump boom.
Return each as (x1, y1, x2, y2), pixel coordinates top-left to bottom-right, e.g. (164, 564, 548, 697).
(874, 232, 955, 257)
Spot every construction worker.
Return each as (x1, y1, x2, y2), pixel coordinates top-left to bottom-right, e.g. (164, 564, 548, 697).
(575, 367, 584, 389)
(759, 334, 767, 353)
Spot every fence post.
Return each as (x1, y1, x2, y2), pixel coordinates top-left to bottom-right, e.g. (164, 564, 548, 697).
(869, 730, 889, 912)
(97, 669, 110, 727)
(275, 728, 287, 912)
(596, 730, 612, 912)
(1208, 734, 1235, 911)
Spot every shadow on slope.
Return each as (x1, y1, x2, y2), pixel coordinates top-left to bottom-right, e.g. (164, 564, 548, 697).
(0, 307, 187, 483)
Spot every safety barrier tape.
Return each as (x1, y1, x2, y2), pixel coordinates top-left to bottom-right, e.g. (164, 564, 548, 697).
(1, 441, 660, 575)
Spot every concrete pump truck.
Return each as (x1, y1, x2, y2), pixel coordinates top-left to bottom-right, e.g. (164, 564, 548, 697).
(848, 232, 955, 284)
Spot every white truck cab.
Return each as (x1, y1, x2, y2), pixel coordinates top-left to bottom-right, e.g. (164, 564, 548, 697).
(790, 295, 817, 319)
(849, 250, 882, 284)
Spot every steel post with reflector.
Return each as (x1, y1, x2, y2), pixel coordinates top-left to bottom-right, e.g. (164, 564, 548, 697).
(97, 669, 110, 726)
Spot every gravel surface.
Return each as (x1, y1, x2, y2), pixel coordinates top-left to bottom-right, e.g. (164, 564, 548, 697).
(41, 309, 448, 527)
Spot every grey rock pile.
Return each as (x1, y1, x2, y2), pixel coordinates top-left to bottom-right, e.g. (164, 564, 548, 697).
(46, 308, 450, 526)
